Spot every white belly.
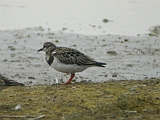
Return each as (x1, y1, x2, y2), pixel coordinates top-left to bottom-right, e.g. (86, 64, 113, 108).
(51, 57, 89, 74)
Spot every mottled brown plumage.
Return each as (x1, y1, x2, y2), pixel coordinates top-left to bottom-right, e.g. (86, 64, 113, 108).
(0, 74, 24, 92)
(53, 47, 98, 66)
(38, 42, 106, 84)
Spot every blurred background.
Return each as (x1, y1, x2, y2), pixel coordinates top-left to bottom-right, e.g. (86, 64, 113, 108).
(0, 0, 160, 35)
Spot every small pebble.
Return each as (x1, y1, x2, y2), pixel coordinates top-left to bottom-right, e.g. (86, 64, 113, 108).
(28, 76, 35, 79)
(8, 46, 16, 51)
(14, 104, 21, 110)
(112, 73, 118, 77)
(107, 51, 117, 55)
(125, 110, 137, 115)
(104, 75, 108, 77)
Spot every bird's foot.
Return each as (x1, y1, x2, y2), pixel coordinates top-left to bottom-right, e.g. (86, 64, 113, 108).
(64, 73, 75, 85)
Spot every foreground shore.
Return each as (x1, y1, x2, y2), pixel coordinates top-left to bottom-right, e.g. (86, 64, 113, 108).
(0, 79, 159, 120)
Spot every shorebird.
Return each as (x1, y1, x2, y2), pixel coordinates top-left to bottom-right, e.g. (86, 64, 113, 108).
(0, 74, 24, 92)
(38, 42, 106, 84)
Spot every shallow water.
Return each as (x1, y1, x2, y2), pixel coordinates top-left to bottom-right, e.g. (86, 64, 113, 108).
(0, 0, 160, 35)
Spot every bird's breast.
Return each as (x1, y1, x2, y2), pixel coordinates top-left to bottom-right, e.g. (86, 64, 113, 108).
(50, 57, 89, 74)
(45, 54, 54, 66)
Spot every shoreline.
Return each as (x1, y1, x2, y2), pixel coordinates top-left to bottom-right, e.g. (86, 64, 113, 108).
(0, 27, 160, 86)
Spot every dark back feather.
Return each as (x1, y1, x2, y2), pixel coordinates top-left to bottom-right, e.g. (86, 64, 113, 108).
(53, 47, 97, 66)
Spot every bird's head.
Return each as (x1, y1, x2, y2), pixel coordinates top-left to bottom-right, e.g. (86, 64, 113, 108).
(38, 42, 57, 53)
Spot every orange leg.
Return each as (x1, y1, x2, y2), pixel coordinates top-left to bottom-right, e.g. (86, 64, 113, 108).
(65, 73, 75, 85)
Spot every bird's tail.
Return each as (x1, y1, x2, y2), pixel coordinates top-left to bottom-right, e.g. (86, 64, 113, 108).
(4, 79, 24, 86)
(0, 74, 24, 86)
(96, 62, 106, 67)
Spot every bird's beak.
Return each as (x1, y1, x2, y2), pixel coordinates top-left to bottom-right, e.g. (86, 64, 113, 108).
(37, 48, 43, 52)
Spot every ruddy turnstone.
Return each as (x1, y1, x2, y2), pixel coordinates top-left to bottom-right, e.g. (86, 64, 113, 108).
(0, 74, 24, 92)
(38, 42, 106, 84)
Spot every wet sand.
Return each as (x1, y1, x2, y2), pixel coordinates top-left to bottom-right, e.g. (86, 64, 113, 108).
(0, 27, 159, 85)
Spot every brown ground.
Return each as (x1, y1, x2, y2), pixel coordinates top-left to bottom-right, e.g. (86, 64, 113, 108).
(0, 79, 160, 120)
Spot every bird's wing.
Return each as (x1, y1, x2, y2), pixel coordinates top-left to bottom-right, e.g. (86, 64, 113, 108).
(52, 47, 96, 66)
